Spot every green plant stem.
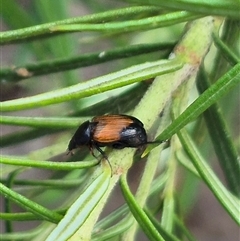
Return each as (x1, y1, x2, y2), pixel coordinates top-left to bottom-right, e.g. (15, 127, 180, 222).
(0, 42, 174, 82)
(212, 32, 240, 65)
(161, 148, 177, 232)
(177, 129, 240, 224)
(0, 228, 42, 241)
(0, 212, 48, 221)
(156, 62, 240, 142)
(143, 16, 222, 156)
(5, 169, 25, 233)
(45, 165, 111, 241)
(197, 67, 240, 196)
(93, 205, 129, 231)
(0, 0, 53, 59)
(74, 83, 149, 116)
(173, 215, 196, 241)
(0, 208, 66, 221)
(52, 11, 201, 33)
(130, 0, 239, 19)
(93, 173, 168, 238)
(211, 19, 240, 80)
(0, 183, 63, 223)
(120, 174, 165, 241)
(92, 216, 134, 241)
(0, 116, 85, 128)
(0, 155, 98, 170)
(0, 59, 182, 111)
(0, 178, 84, 188)
(0, 128, 63, 148)
(144, 208, 182, 241)
(0, 6, 160, 44)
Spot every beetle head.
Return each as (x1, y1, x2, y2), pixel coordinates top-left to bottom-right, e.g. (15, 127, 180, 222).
(67, 121, 92, 153)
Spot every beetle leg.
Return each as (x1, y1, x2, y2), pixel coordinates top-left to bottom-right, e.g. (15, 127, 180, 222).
(94, 145, 112, 175)
(66, 149, 74, 156)
(89, 145, 98, 159)
(95, 145, 108, 159)
(89, 144, 107, 160)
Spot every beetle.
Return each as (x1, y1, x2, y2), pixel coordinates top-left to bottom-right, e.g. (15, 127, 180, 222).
(67, 114, 158, 159)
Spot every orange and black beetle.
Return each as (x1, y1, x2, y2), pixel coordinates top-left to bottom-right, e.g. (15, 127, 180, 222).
(68, 114, 154, 158)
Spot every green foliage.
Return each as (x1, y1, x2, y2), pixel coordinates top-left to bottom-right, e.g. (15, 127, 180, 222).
(0, 1, 239, 240)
